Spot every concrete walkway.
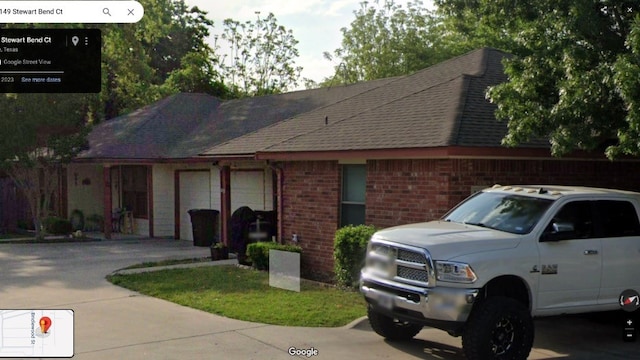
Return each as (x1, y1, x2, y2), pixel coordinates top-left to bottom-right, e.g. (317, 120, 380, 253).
(0, 239, 637, 359)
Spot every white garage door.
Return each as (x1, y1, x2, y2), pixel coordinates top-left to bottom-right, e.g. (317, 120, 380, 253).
(179, 171, 211, 241)
(231, 171, 268, 212)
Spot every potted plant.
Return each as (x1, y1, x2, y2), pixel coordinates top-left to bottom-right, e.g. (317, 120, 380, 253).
(210, 242, 229, 261)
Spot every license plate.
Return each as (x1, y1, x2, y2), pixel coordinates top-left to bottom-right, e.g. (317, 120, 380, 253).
(377, 293, 394, 310)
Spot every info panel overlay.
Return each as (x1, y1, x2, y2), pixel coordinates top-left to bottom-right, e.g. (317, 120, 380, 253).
(0, 29, 101, 93)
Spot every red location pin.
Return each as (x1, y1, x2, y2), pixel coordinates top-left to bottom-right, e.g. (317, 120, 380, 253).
(39, 317, 52, 334)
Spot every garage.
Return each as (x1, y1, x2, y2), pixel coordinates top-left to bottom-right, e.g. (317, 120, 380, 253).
(178, 170, 212, 241)
(231, 170, 273, 212)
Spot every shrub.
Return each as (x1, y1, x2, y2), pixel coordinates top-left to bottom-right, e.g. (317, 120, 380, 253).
(334, 224, 377, 288)
(246, 242, 302, 270)
(85, 214, 104, 231)
(17, 219, 35, 231)
(69, 209, 85, 231)
(43, 216, 73, 235)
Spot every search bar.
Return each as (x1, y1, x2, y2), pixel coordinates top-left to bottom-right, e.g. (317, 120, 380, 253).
(0, 1, 144, 23)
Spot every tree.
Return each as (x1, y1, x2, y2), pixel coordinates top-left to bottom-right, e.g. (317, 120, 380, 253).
(433, 0, 532, 54)
(217, 12, 303, 96)
(0, 94, 95, 239)
(436, 0, 640, 158)
(101, 0, 230, 119)
(323, 0, 454, 85)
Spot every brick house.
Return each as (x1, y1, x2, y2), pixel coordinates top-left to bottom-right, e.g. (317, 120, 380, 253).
(67, 82, 391, 241)
(202, 47, 640, 281)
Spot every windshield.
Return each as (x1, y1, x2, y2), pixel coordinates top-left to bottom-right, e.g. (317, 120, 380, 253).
(443, 192, 554, 235)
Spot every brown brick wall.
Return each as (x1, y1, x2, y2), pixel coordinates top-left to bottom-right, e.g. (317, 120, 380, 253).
(366, 159, 454, 228)
(282, 157, 640, 282)
(281, 161, 340, 281)
(367, 158, 640, 227)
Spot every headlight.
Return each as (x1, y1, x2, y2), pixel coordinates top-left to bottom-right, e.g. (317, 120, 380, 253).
(435, 261, 477, 283)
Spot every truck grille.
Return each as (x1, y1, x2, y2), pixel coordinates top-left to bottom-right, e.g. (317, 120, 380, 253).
(397, 249, 425, 264)
(368, 242, 431, 286)
(397, 265, 429, 282)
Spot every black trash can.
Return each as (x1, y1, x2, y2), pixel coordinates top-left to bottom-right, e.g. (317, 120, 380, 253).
(187, 209, 219, 247)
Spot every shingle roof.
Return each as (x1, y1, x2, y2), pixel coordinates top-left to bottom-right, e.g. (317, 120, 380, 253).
(81, 93, 220, 159)
(78, 79, 395, 160)
(202, 47, 547, 158)
(81, 48, 546, 161)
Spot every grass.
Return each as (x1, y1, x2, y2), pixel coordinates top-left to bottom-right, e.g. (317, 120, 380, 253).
(107, 265, 366, 327)
(120, 257, 212, 270)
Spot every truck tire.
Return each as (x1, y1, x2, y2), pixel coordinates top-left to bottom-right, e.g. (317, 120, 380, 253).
(367, 305, 423, 341)
(462, 297, 533, 360)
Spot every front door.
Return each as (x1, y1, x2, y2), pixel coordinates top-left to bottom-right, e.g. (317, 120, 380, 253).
(536, 200, 602, 311)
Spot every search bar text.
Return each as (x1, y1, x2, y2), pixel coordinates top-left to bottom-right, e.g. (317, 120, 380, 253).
(0, 1, 144, 23)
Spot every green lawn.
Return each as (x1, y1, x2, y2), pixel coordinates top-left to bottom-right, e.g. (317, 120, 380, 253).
(107, 265, 366, 327)
(121, 257, 211, 269)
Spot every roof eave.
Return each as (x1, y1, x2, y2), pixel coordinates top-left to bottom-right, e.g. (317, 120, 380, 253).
(255, 146, 624, 162)
(71, 157, 217, 164)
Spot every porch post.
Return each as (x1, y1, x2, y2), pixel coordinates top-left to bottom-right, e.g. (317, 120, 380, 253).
(58, 167, 68, 218)
(103, 165, 112, 239)
(147, 165, 154, 238)
(220, 166, 231, 246)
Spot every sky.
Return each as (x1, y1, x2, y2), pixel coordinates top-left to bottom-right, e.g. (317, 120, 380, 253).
(183, 0, 432, 86)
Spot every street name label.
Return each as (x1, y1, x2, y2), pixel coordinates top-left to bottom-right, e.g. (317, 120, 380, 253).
(0, 310, 74, 358)
(0, 29, 101, 93)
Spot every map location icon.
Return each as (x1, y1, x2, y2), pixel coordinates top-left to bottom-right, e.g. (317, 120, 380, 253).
(40, 316, 52, 334)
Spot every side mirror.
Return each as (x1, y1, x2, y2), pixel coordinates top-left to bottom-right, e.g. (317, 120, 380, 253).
(541, 222, 575, 242)
(552, 222, 575, 233)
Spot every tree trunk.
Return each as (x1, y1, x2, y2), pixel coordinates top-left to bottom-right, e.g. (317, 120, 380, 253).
(6, 159, 60, 240)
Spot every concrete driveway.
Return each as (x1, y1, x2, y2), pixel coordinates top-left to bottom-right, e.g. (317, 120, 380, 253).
(0, 239, 638, 359)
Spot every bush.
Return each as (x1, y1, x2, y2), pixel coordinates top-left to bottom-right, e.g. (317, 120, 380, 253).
(334, 225, 377, 288)
(17, 219, 35, 231)
(246, 242, 302, 270)
(69, 209, 85, 231)
(43, 216, 73, 235)
(85, 214, 104, 231)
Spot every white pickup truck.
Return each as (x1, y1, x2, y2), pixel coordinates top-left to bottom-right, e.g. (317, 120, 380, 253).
(360, 185, 640, 359)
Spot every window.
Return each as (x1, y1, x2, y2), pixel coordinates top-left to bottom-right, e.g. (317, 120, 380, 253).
(121, 166, 148, 218)
(341, 165, 366, 227)
(595, 200, 640, 238)
(444, 192, 553, 234)
(545, 201, 594, 239)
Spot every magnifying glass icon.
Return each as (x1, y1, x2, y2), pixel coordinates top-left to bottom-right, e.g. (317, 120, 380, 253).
(103, 8, 111, 16)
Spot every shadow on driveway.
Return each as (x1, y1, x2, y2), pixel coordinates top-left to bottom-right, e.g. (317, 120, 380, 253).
(351, 311, 640, 359)
(0, 239, 209, 293)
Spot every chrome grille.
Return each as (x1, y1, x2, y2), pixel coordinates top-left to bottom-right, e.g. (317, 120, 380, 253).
(397, 249, 425, 264)
(397, 265, 428, 282)
(367, 241, 431, 285)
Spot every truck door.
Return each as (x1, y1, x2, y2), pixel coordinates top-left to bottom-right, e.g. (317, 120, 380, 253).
(596, 200, 640, 307)
(536, 200, 602, 311)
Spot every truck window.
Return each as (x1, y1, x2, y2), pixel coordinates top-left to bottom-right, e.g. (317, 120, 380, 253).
(443, 192, 553, 234)
(595, 200, 640, 237)
(544, 201, 594, 239)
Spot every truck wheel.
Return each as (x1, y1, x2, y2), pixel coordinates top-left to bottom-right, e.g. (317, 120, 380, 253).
(367, 305, 423, 341)
(462, 297, 533, 360)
